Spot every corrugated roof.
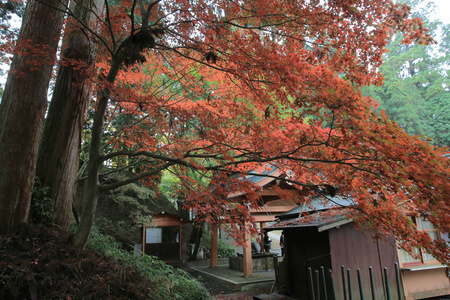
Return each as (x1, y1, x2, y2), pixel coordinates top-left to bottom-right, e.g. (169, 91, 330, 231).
(226, 166, 282, 199)
(266, 210, 351, 231)
(280, 195, 354, 219)
(244, 165, 279, 184)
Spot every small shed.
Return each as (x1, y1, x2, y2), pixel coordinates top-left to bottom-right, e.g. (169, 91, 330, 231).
(142, 211, 189, 262)
(267, 201, 450, 300)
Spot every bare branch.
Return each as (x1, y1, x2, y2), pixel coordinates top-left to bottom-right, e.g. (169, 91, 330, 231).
(130, 0, 138, 34)
(100, 161, 175, 191)
(104, 0, 117, 51)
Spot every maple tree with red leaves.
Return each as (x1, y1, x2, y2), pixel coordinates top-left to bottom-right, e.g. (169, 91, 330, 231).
(0, 0, 448, 264)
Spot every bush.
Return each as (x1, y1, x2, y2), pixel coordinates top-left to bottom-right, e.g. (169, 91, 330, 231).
(171, 275, 211, 300)
(0, 225, 156, 299)
(87, 227, 210, 299)
(217, 241, 236, 258)
(201, 234, 236, 259)
(30, 177, 55, 224)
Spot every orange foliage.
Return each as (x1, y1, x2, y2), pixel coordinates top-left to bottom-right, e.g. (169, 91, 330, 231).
(52, 0, 448, 261)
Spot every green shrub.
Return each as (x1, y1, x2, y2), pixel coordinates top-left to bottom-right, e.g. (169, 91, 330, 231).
(171, 275, 210, 300)
(217, 247, 236, 258)
(217, 241, 236, 258)
(87, 227, 210, 299)
(30, 178, 55, 225)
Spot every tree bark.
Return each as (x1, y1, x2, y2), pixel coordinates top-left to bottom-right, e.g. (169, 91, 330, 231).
(72, 0, 161, 248)
(36, 0, 103, 232)
(0, 0, 68, 234)
(188, 222, 204, 261)
(72, 57, 122, 248)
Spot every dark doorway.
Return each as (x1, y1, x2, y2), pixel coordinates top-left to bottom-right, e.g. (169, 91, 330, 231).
(145, 226, 180, 261)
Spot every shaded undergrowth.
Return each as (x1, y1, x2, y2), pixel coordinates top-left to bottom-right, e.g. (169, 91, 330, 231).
(0, 224, 209, 299)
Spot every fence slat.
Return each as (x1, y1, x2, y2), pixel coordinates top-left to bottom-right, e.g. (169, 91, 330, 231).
(369, 266, 376, 300)
(306, 264, 400, 300)
(347, 269, 353, 300)
(384, 267, 391, 300)
(394, 262, 403, 300)
(321, 266, 328, 300)
(328, 269, 337, 300)
(357, 269, 364, 300)
(308, 267, 316, 300)
(315, 270, 321, 300)
(341, 266, 347, 300)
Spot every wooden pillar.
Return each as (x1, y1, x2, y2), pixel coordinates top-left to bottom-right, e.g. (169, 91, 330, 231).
(243, 225, 253, 277)
(210, 222, 218, 268)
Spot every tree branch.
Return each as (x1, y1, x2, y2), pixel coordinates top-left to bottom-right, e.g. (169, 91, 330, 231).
(100, 161, 175, 191)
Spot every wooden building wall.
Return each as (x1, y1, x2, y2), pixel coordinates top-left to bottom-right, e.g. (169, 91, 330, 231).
(328, 223, 400, 300)
(280, 222, 450, 300)
(402, 268, 450, 300)
(143, 213, 183, 262)
(284, 228, 332, 300)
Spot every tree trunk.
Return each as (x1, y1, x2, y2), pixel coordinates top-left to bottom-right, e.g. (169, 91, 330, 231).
(188, 222, 204, 261)
(72, 0, 160, 248)
(0, 0, 68, 234)
(72, 58, 123, 248)
(36, 0, 103, 232)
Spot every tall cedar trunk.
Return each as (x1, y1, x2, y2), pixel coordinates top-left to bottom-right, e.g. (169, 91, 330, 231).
(72, 58, 123, 248)
(0, 0, 68, 234)
(36, 0, 103, 232)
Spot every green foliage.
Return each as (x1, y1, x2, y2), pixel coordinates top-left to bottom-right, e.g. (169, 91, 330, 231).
(159, 170, 182, 201)
(428, 93, 450, 146)
(363, 0, 450, 147)
(104, 171, 156, 219)
(200, 232, 236, 258)
(170, 275, 211, 300)
(87, 226, 210, 300)
(159, 167, 212, 203)
(100, 170, 167, 222)
(217, 242, 236, 258)
(30, 177, 55, 225)
(94, 170, 178, 250)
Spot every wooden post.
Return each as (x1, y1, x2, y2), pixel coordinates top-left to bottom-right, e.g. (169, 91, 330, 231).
(210, 222, 218, 267)
(243, 225, 253, 277)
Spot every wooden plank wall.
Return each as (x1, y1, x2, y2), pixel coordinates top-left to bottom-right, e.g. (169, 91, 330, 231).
(285, 228, 332, 299)
(329, 224, 400, 300)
